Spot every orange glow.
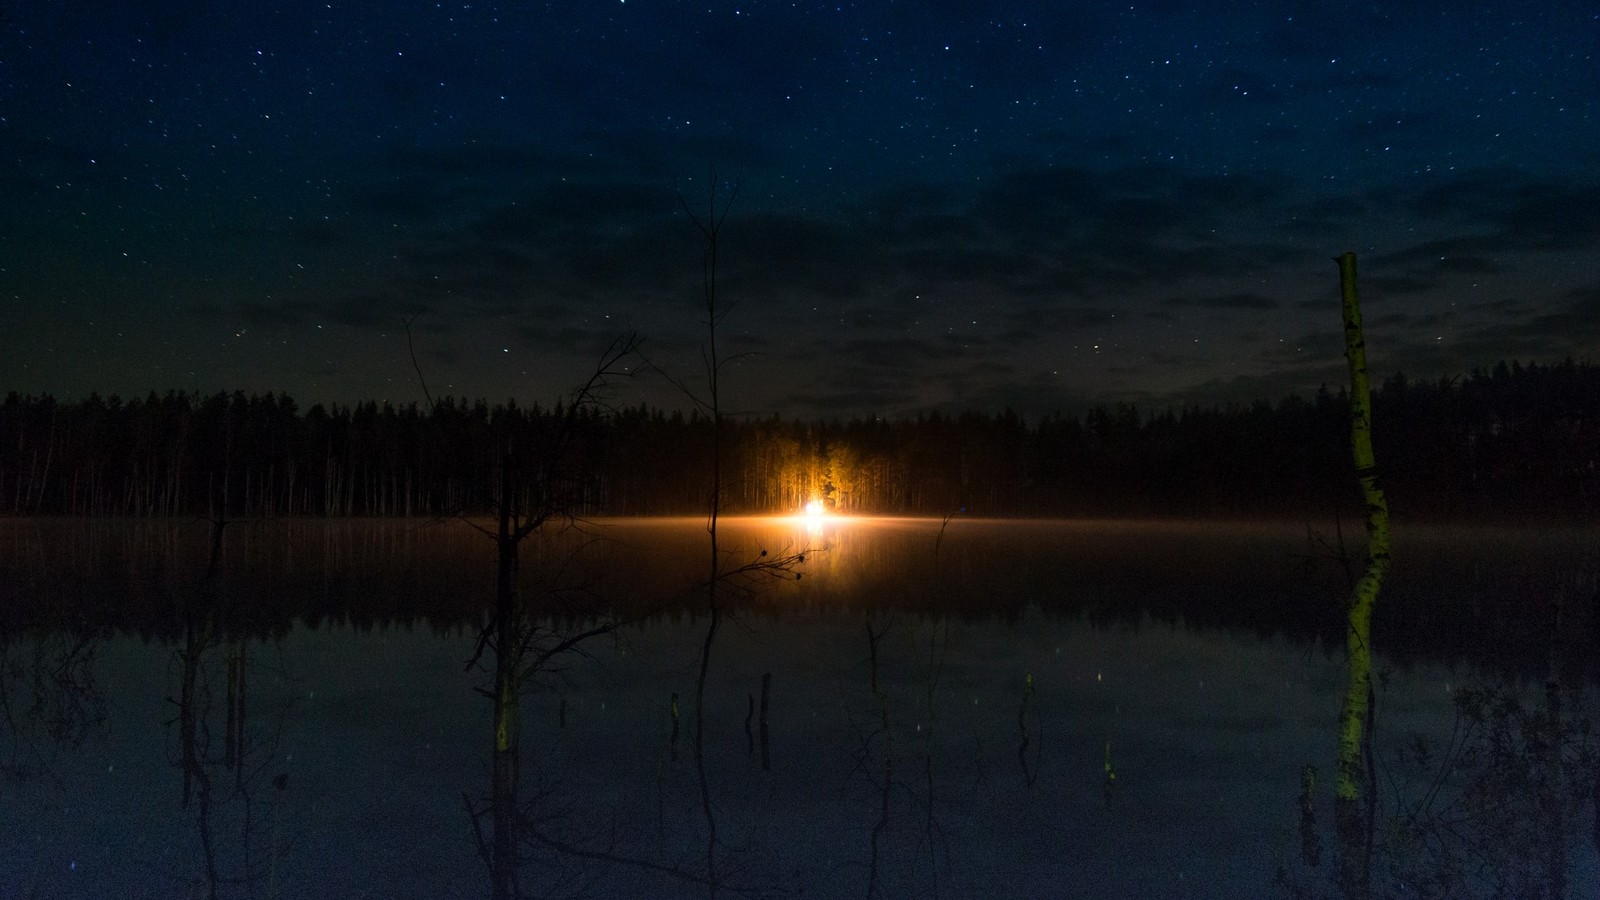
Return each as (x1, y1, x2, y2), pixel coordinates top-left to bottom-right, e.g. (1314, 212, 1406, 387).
(804, 499, 826, 517)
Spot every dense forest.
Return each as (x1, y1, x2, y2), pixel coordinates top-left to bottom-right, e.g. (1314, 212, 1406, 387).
(1, 359, 1596, 520)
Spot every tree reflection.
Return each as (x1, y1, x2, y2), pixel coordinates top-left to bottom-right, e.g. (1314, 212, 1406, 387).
(862, 618, 893, 899)
(1385, 682, 1595, 898)
(165, 518, 295, 900)
(1282, 679, 1598, 899)
(844, 518, 975, 899)
(0, 627, 105, 782)
(1281, 577, 1599, 900)
(452, 333, 750, 897)
(455, 341, 636, 900)
(0, 627, 106, 900)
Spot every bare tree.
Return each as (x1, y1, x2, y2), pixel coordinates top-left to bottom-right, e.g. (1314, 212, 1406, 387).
(667, 172, 808, 897)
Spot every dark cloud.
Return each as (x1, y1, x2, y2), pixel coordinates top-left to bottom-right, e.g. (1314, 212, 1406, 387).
(233, 300, 319, 327)
(472, 182, 674, 242)
(1168, 364, 1347, 410)
(1406, 170, 1600, 250)
(513, 323, 613, 354)
(891, 245, 1038, 286)
(1469, 297, 1539, 319)
(996, 307, 1122, 345)
(971, 166, 1279, 243)
(832, 337, 977, 371)
(720, 214, 871, 299)
(361, 159, 1318, 334)
(1496, 184, 1600, 249)
(1354, 283, 1600, 385)
(322, 293, 428, 329)
(1162, 293, 1281, 310)
(939, 372, 1097, 419)
(1362, 275, 1436, 296)
(1373, 237, 1504, 270)
(1432, 256, 1501, 275)
(1411, 168, 1534, 221)
(1564, 283, 1600, 308)
(768, 387, 923, 419)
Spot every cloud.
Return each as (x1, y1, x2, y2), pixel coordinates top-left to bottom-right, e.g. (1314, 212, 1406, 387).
(831, 336, 979, 370)
(1161, 292, 1281, 310)
(1404, 169, 1600, 251)
(1362, 275, 1436, 296)
(1167, 364, 1347, 410)
(940, 371, 1101, 419)
(1410, 167, 1533, 221)
(471, 182, 674, 242)
(233, 300, 320, 327)
(971, 166, 1258, 241)
(1496, 183, 1600, 250)
(513, 323, 615, 354)
(1355, 283, 1600, 383)
(996, 306, 1122, 345)
(363, 160, 1305, 336)
(766, 387, 924, 419)
(287, 153, 1600, 420)
(719, 214, 873, 299)
(322, 293, 428, 328)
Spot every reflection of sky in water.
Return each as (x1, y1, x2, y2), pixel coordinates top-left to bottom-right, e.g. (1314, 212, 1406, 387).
(0, 518, 1595, 897)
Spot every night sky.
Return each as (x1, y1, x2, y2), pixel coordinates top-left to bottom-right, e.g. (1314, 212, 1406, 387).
(3, 1, 1597, 420)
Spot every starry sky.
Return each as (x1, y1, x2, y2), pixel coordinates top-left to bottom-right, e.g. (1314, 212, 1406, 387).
(3, 1, 1597, 419)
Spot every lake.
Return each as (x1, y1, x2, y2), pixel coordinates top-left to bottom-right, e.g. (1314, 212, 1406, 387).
(1, 516, 1596, 898)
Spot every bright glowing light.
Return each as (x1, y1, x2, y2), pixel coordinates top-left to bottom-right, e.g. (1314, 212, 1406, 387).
(805, 499, 826, 517)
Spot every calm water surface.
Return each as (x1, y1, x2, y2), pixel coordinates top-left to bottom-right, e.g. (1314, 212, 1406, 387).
(1, 516, 1596, 898)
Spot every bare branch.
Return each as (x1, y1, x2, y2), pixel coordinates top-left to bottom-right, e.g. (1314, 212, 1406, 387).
(401, 314, 435, 412)
(635, 346, 712, 413)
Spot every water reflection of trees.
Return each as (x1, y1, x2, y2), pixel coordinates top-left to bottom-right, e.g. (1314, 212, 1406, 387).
(167, 607, 295, 899)
(1282, 680, 1599, 899)
(849, 615, 962, 899)
(7, 527, 1597, 896)
(1282, 577, 1600, 900)
(0, 627, 107, 899)
(163, 517, 298, 900)
(6, 518, 1596, 686)
(1387, 682, 1596, 898)
(0, 627, 105, 782)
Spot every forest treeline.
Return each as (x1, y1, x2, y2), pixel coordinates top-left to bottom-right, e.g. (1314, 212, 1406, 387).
(2, 359, 1596, 520)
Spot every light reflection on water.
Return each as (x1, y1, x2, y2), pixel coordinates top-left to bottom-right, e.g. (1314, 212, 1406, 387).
(0, 517, 1595, 898)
